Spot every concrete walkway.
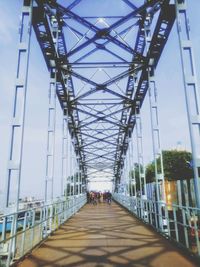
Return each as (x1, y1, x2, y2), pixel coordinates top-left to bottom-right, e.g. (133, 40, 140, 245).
(17, 202, 198, 267)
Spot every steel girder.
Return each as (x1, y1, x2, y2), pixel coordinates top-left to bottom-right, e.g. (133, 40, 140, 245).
(114, 3, 175, 181)
(32, 0, 175, 186)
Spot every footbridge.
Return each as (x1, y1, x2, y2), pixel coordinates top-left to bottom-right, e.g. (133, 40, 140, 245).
(0, 0, 200, 266)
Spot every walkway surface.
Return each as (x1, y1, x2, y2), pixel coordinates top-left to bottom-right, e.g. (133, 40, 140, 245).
(17, 202, 198, 267)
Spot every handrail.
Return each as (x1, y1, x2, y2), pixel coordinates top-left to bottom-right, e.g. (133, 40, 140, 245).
(113, 193, 200, 259)
(0, 194, 87, 266)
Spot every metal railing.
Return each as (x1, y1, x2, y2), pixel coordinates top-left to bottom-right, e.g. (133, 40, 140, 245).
(114, 193, 200, 258)
(0, 194, 86, 266)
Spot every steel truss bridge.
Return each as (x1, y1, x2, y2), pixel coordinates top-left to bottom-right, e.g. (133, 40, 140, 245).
(1, 0, 200, 266)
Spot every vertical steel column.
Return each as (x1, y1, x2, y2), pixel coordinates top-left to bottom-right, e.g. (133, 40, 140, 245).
(4, 0, 33, 211)
(127, 143, 131, 196)
(77, 159, 80, 195)
(76, 159, 78, 196)
(74, 155, 77, 195)
(66, 126, 69, 197)
(45, 14, 58, 203)
(124, 152, 127, 195)
(68, 134, 72, 197)
(135, 110, 147, 199)
(61, 109, 68, 198)
(83, 171, 85, 194)
(148, 70, 166, 230)
(45, 69, 57, 202)
(135, 109, 147, 220)
(148, 75, 165, 203)
(144, 16, 166, 230)
(73, 148, 76, 196)
(131, 75, 138, 199)
(123, 157, 126, 194)
(126, 151, 129, 195)
(130, 137, 136, 197)
(80, 168, 83, 194)
(176, 0, 200, 209)
(128, 133, 133, 196)
(129, 138, 133, 197)
(5, 1, 32, 265)
(70, 142, 74, 196)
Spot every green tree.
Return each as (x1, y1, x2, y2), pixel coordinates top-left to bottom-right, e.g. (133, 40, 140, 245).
(145, 162, 155, 183)
(129, 163, 144, 192)
(145, 150, 193, 183)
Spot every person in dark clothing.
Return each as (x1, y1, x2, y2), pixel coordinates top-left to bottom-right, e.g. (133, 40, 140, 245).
(107, 191, 112, 204)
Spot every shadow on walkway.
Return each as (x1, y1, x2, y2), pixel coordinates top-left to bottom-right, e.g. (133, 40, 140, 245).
(17, 202, 198, 267)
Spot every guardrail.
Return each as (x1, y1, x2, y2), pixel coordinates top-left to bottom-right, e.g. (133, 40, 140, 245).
(113, 193, 200, 259)
(0, 194, 87, 266)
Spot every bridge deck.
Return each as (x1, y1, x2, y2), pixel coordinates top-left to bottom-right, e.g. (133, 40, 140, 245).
(17, 202, 197, 267)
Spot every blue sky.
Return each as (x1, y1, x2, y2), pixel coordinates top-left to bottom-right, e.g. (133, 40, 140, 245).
(0, 0, 200, 205)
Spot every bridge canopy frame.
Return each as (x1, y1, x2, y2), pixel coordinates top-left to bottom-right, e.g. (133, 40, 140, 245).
(5, 0, 200, 216)
(3, 0, 200, 266)
(29, 0, 176, 195)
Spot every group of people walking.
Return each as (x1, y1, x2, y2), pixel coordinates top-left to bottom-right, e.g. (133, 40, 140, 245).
(87, 191, 112, 205)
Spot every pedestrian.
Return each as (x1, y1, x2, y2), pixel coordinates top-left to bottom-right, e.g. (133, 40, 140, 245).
(107, 191, 112, 204)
